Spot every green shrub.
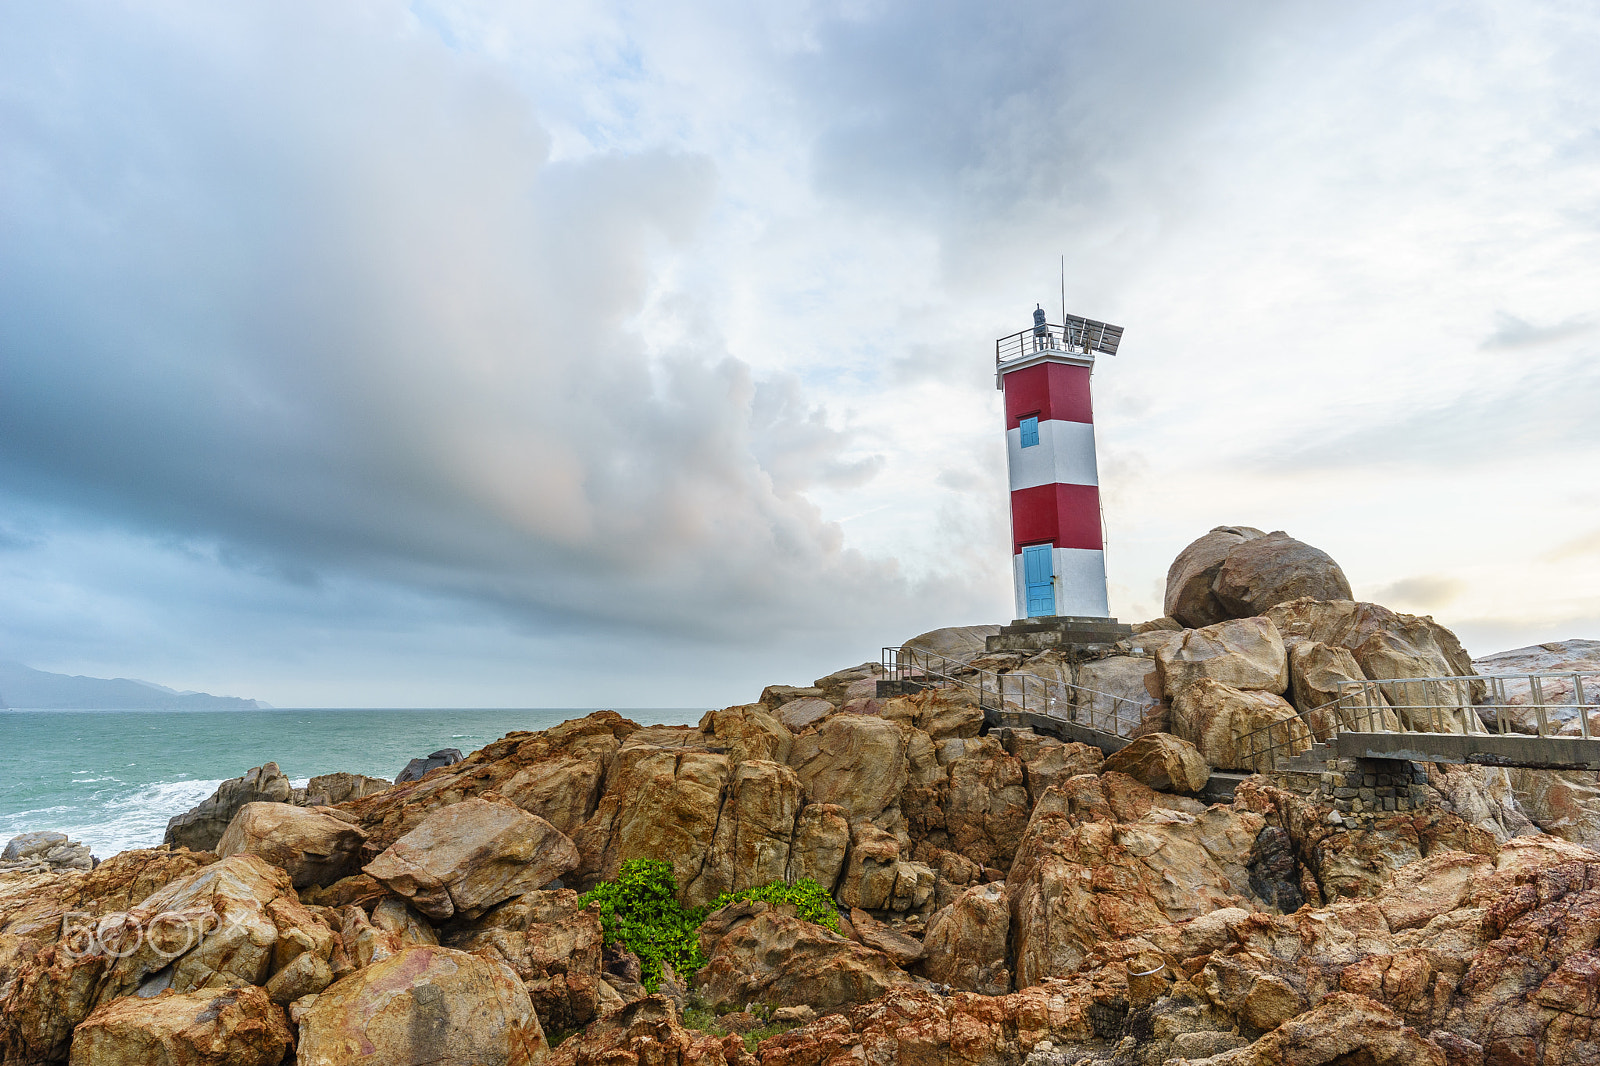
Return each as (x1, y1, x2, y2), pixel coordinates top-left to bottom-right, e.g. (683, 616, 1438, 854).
(578, 863, 843, 993)
(578, 859, 706, 992)
(710, 878, 842, 934)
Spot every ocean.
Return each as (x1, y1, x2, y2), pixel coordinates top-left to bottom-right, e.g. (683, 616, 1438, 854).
(0, 707, 705, 859)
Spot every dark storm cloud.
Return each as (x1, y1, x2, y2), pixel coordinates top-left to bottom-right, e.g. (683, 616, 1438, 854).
(0, 1, 964, 648)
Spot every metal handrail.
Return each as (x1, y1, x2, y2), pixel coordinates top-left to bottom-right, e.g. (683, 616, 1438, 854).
(1238, 669, 1600, 772)
(996, 318, 1124, 365)
(882, 646, 1144, 741)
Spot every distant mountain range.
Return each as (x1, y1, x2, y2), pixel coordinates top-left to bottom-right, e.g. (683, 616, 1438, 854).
(0, 660, 266, 710)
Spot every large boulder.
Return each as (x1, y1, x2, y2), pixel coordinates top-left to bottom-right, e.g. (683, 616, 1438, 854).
(300, 772, 390, 807)
(1473, 639, 1600, 733)
(1211, 530, 1352, 618)
(694, 902, 912, 1011)
(776, 697, 835, 733)
(364, 797, 579, 921)
(1154, 616, 1289, 698)
(940, 739, 1033, 869)
(164, 762, 293, 852)
(1354, 623, 1482, 732)
(215, 802, 367, 888)
(68, 986, 292, 1066)
(1, 831, 93, 872)
(697, 704, 791, 764)
(1073, 655, 1162, 736)
(899, 625, 1002, 665)
(1164, 526, 1265, 628)
(684, 759, 803, 904)
(918, 882, 1011, 994)
(294, 946, 545, 1066)
(1006, 775, 1264, 983)
(1102, 733, 1210, 794)
(836, 823, 935, 913)
(444, 889, 609, 1032)
(784, 803, 851, 890)
(1014, 740, 1104, 804)
(786, 714, 907, 824)
(568, 728, 729, 900)
(876, 687, 984, 742)
(1171, 680, 1309, 771)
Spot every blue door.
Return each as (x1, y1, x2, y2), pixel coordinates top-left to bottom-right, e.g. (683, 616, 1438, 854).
(1023, 544, 1055, 617)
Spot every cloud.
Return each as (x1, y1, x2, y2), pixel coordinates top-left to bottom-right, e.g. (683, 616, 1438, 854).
(1370, 575, 1467, 611)
(0, 0, 984, 656)
(1545, 530, 1600, 562)
(1481, 311, 1594, 350)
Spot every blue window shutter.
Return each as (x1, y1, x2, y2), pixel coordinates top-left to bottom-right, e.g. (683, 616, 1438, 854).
(1020, 416, 1039, 448)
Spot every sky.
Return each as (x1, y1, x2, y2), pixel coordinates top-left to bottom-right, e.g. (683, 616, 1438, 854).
(1, 0, 1597, 708)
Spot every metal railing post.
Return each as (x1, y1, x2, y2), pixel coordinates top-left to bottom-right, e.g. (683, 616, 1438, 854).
(1532, 676, 1548, 737)
(1578, 674, 1591, 739)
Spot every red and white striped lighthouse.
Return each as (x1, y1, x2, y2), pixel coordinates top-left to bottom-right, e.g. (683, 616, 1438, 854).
(995, 310, 1124, 620)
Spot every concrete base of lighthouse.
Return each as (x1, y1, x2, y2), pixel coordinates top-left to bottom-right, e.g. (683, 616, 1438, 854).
(985, 616, 1134, 655)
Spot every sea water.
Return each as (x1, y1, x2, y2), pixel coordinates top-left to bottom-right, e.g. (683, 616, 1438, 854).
(0, 707, 704, 858)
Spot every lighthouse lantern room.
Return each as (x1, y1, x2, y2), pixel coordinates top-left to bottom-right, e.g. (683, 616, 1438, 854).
(995, 309, 1123, 622)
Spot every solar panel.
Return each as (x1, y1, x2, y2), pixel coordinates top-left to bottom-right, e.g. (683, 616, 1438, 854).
(1060, 313, 1123, 357)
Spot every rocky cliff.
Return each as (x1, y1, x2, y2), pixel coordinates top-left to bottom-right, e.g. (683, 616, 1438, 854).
(2, 528, 1596, 1065)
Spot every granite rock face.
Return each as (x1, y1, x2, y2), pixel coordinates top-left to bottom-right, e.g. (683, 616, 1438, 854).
(215, 802, 367, 888)
(1164, 525, 1266, 628)
(1101, 733, 1210, 794)
(364, 797, 579, 920)
(1211, 530, 1354, 618)
(68, 985, 292, 1066)
(294, 946, 546, 1066)
(1154, 616, 1290, 698)
(164, 762, 294, 852)
(1171, 679, 1308, 771)
(1, 831, 94, 872)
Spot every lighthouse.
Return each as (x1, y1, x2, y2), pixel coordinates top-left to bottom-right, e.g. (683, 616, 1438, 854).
(995, 309, 1124, 623)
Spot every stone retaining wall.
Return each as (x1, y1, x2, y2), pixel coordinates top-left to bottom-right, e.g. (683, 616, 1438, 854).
(1264, 757, 1429, 815)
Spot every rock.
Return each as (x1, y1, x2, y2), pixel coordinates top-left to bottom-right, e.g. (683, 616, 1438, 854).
(364, 797, 579, 920)
(694, 902, 913, 1011)
(340, 713, 636, 854)
(918, 882, 1010, 994)
(698, 704, 792, 764)
(1, 831, 93, 871)
(760, 685, 825, 709)
(68, 985, 292, 1066)
(1210, 530, 1353, 618)
(300, 772, 390, 807)
(686, 759, 803, 903)
(877, 686, 985, 741)
(836, 823, 934, 913)
(164, 762, 293, 852)
(265, 948, 334, 1004)
(847, 908, 924, 967)
(1164, 525, 1266, 628)
(784, 803, 851, 890)
(1232, 992, 1447, 1065)
(786, 714, 907, 824)
(1073, 655, 1161, 736)
(1155, 616, 1289, 698)
(941, 741, 1032, 868)
(544, 996, 748, 1066)
(1246, 825, 1304, 912)
(569, 728, 729, 900)
(394, 747, 463, 784)
(815, 662, 884, 703)
(899, 625, 1002, 665)
(1007, 776, 1264, 982)
(444, 888, 607, 1032)
(1171, 679, 1308, 771)
(770, 1004, 815, 1026)
(1288, 640, 1400, 730)
(215, 802, 367, 888)
(1473, 638, 1600, 733)
(295, 945, 545, 1066)
(1354, 622, 1482, 732)
(1101, 733, 1210, 794)
(1019, 741, 1104, 803)
(777, 697, 835, 733)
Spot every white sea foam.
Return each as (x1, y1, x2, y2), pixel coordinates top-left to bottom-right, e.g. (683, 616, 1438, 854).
(0, 779, 223, 859)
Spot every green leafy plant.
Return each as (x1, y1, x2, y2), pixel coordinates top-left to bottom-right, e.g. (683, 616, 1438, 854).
(710, 878, 841, 934)
(578, 859, 707, 992)
(578, 862, 843, 993)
